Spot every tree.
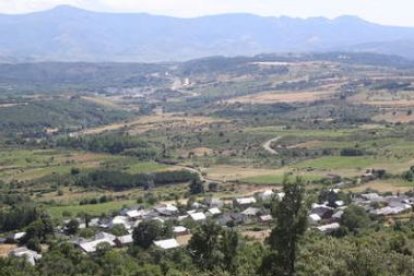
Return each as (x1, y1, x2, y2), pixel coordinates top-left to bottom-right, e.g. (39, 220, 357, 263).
(189, 179, 204, 195)
(22, 213, 54, 244)
(133, 220, 163, 249)
(341, 205, 370, 233)
(187, 221, 223, 270)
(110, 224, 128, 236)
(262, 177, 308, 276)
(220, 229, 239, 273)
(65, 219, 80, 235)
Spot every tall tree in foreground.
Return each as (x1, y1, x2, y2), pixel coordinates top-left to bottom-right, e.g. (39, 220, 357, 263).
(260, 177, 308, 276)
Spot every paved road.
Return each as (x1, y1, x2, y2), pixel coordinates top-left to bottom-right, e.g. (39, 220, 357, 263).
(262, 136, 281, 155)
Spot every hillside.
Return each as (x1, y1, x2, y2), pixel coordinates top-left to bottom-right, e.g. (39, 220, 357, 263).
(2, 6, 414, 62)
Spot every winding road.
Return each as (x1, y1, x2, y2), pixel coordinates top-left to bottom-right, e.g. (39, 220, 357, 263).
(262, 136, 282, 155)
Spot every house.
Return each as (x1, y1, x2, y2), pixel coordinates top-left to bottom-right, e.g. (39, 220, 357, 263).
(334, 200, 345, 207)
(191, 202, 206, 209)
(316, 223, 340, 234)
(360, 193, 383, 202)
(115, 234, 133, 247)
(178, 215, 189, 221)
(79, 238, 116, 253)
(207, 207, 221, 216)
(8, 232, 26, 243)
(78, 232, 116, 253)
(217, 213, 246, 226)
(125, 210, 144, 220)
(88, 218, 100, 227)
(331, 210, 344, 222)
(370, 203, 411, 216)
(154, 204, 178, 216)
(173, 226, 190, 236)
(154, 239, 180, 250)
(189, 212, 207, 222)
(308, 214, 321, 225)
(234, 197, 256, 207)
(310, 203, 334, 219)
(9, 247, 42, 266)
(204, 197, 224, 208)
(151, 217, 165, 224)
(259, 215, 272, 223)
(241, 207, 260, 217)
(109, 216, 131, 229)
(257, 190, 274, 201)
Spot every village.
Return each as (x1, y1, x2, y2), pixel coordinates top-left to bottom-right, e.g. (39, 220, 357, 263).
(3, 185, 414, 266)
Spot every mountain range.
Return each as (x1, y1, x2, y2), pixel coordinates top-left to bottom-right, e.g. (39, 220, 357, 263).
(1, 5, 414, 62)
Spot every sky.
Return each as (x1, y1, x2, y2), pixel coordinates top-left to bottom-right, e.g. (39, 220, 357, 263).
(0, 0, 413, 27)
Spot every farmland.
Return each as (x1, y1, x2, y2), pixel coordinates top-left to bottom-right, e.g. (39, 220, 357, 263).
(1, 53, 414, 221)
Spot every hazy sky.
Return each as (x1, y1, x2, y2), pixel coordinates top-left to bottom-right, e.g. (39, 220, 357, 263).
(0, 0, 413, 27)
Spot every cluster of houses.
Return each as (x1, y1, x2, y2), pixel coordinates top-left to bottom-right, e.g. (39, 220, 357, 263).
(3, 189, 414, 265)
(308, 190, 414, 234)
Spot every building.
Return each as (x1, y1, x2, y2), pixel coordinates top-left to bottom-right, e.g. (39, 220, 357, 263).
(234, 197, 257, 207)
(203, 197, 224, 208)
(241, 207, 260, 217)
(316, 223, 340, 234)
(173, 226, 190, 236)
(207, 207, 221, 216)
(189, 212, 207, 222)
(308, 213, 322, 225)
(115, 234, 133, 247)
(78, 232, 117, 253)
(154, 239, 180, 250)
(9, 247, 42, 266)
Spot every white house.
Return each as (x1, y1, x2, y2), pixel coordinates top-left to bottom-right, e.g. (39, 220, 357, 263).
(189, 212, 207, 222)
(115, 234, 133, 247)
(308, 213, 321, 225)
(316, 223, 340, 234)
(9, 247, 42, 266)
(234, 197, 257, 206)
(154, 239, 180, 250)
(207, 207, 221, 216)
(173, 226, 190, 236)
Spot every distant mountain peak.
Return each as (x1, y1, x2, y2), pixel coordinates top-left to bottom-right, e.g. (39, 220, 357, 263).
(0, 8, 413, 62)
(45, 5, 89, 15)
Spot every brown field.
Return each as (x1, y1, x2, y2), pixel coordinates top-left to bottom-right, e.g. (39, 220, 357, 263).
(78, 114, 228, 136)
(287, 140, 322, 149)
(178, 147, 214, 158)
(364, 100, 414, 108)
(203, 165, 282, 182)
(226, 90, 335, 104)
(81, 96, 122, 109)
(346, 179, 414, 193)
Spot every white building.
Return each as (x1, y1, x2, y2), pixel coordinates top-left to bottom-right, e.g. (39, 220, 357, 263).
(154, 239, 180, 250)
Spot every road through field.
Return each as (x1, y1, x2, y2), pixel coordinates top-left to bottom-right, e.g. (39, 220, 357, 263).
(262, 136, 281, 155)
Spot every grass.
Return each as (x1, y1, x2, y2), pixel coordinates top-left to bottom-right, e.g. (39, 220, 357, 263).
(0, 146, 171, 182)
(241, 173, 324, 185)
(244, 127, 355, 138)
(47, 199, 137, 219)
(124, 162, 168, 174)
(293, 156, 381, 170)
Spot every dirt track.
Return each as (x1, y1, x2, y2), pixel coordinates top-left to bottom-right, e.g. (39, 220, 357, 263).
(262, 136, 281, 155)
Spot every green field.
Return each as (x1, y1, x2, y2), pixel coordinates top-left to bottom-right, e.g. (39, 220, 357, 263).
(47, 199, 137, 219)
(293, 156, 380, 170)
